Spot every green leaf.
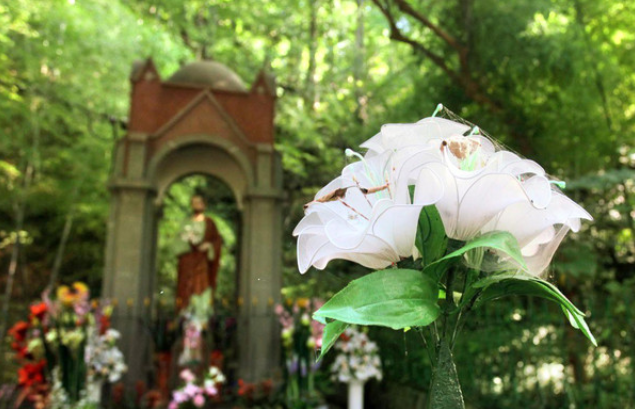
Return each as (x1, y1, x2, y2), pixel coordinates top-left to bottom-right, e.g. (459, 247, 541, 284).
(424, 231, 527, 279)
(415, 205, 448, 267)
(465, 273, 597, 346)
(316, 319, 348, 361)
(313, 314, 327, 325)
(314, 269, 441, 330)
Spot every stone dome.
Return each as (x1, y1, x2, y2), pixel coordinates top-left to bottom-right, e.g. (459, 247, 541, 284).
(167, 61, 247, 92)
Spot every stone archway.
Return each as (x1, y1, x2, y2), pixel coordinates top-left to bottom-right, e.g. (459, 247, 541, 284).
(103, 59, 283, 385)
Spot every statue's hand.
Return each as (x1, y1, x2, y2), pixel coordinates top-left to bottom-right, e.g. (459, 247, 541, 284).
(198, 242, 211, 252)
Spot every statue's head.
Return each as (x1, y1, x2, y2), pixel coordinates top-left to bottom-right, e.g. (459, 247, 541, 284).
(191, 195, 206, 214)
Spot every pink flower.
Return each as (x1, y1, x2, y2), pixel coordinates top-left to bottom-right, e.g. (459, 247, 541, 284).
(193, 394, 205, 407)
(168, 402, 178, 409)
(274, 304, 284, 315)
(204, 384, 218, 396)
(173, 391, 187, 403)
(184, 383, 201, 397)
(179, 369, 195, 383)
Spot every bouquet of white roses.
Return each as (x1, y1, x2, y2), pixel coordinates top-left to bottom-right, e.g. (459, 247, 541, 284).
(296, 105, 595, 409)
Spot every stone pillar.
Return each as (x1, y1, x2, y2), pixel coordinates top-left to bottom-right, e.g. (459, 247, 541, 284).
(103, 180, 157, 385)
(237, 145, 283, 381)
(237, 192, 283, 381)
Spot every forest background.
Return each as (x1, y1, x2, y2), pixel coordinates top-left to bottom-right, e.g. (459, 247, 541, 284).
(0, 0, 634, 407)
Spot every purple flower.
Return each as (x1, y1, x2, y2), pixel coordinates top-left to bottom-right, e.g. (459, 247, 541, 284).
(287, 358, 299, 374)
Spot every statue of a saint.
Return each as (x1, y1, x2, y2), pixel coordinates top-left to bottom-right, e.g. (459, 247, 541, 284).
(175, 195, 222, 310)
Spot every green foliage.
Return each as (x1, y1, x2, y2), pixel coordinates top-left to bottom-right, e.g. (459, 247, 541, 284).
(314, 269, 441, 330)
(317, 320, 348, 361)
(465, 272, 596, 346)
(415, 205, 448, 268)
(423, 231, 528, 279)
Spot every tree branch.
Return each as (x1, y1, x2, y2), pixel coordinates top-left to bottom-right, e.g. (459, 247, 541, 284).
(392, 0, 464, 54)
(371, 0, 460, 83)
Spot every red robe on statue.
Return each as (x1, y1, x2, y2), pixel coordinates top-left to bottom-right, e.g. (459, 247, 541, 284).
(176, 216, 222, 310)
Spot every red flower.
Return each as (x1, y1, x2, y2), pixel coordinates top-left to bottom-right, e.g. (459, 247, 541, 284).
(99, 315, 110, 335)
(8, 321, 29, 342)
(18, 361, 46, 388)
(210, 349, 224, 368)
(12, 342, 30, 360)
(112, 382, 125, 404)
(29, 302, 48, 321)
(237, 379, 255, 399)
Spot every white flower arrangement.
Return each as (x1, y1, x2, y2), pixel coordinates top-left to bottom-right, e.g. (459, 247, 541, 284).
(294, 115, 591, 277)
(300, 106, 596, 409)
(331, 327, 382, 383)
(85, 329, 127, 383)
(180, 221, 206, 244)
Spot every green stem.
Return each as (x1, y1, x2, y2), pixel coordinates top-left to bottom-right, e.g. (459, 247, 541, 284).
(450, 269, 476, 348)
(417, 327, 436, 364)
(428, 338, 465, 409)
(443, 268, 456, 339)
(427, 267, 465, 409)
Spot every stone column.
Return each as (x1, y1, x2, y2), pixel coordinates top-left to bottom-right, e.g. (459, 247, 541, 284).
(237, 145, 283, 381)
(237, 191, 283, 381)
(103, 180, 157, 385)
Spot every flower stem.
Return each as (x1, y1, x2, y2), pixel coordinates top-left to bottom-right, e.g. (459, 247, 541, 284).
(428, 338, 465, 409)
(426, 267, 465, 409)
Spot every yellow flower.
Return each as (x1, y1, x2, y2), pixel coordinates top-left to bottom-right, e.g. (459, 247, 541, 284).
(57, 285, 72, 306)
(56, 282, 90, 307)
(72, 282, 89, 298)
(296, 298, 310, 309)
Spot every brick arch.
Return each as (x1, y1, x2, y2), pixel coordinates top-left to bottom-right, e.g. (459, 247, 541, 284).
(148, 135, 255, 209)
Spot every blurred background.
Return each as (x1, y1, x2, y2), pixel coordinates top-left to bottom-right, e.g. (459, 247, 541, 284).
(0, 0, 633, 407)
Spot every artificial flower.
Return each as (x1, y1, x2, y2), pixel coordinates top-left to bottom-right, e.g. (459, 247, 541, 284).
(8, 321, 29, 342)
(193, 394, 205, 407)
(29, 302, 48, 322)
(294, 152, 430, 273)
(478, 188, 592, 275)
(18, 361, 46, 387)
(298, 115, 591, 276)
(389, 118, 592, 274)
(168, 365, 225, 408)
(331, 327, 382, 383)
(56, 282, 89, 307)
